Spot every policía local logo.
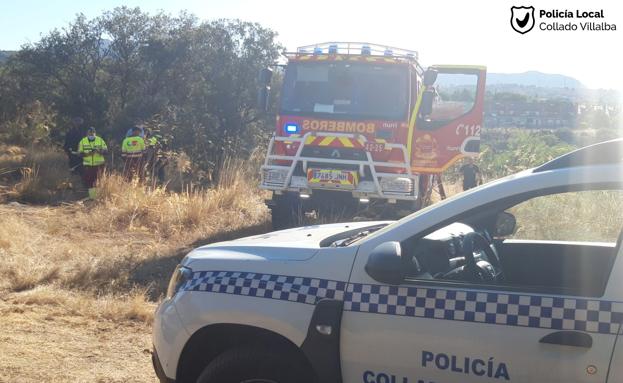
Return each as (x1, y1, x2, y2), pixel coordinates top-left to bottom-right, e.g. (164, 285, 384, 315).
(511, 6, 536, 34)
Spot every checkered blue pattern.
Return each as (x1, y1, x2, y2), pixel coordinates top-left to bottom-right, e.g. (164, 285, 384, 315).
(182, 271, 346, 305)
(182, 270, 623, 335)
(343, 283, 623, 335)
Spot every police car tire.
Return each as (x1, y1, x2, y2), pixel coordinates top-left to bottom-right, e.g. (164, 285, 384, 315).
(196, 345, 311, 383)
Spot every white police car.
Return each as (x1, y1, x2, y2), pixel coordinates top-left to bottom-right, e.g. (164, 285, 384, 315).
(153, 139, 623, 383)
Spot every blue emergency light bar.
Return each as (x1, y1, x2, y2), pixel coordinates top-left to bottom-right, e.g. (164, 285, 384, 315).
(284, 123, 300, 134)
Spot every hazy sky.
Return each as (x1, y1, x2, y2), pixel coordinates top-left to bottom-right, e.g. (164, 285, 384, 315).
(1, 0, 622, 89)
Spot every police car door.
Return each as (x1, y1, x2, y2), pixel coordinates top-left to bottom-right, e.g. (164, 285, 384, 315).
(340, 192, 622, 383)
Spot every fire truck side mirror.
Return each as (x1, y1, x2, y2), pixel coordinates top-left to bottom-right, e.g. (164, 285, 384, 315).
(423, 69, 438, 87)
(257, 68, 273, 112)
(419, 89, 435, 116)
(257, 87, 270, 112)
(258, 67, 273, 86)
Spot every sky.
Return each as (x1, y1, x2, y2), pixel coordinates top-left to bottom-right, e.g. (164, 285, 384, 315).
(1, 0, 622, 90)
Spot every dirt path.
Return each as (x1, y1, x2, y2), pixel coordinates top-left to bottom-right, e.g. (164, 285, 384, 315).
(0, 300, 156, 383)
(0, 202, 160, 382)
(0, 198, 270, 383)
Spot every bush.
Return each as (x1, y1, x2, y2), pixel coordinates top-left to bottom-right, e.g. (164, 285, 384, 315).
(478, 131, 575, 179)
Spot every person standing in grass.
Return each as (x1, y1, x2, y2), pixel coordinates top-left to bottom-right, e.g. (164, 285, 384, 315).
(78, 127, 108, 199)
(64, 117, 85, 175)
(121, 126, 146, 181)
(459, 157, 482, 191)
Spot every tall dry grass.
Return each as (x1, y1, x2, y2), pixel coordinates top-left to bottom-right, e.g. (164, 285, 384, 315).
(509, 190, 623, 242)
(0, 156, 269, 323)
(0, 144, 76, 203)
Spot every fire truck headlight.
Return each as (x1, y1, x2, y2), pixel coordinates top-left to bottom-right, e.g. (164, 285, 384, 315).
(284, 123, 300, 135)
(380, 177, 413, 194)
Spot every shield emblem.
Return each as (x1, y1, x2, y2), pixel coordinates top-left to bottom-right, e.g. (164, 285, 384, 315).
(510, 6, 535, 34)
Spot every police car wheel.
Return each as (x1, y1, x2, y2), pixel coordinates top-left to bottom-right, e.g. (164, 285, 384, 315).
(196, 345, 311, 383)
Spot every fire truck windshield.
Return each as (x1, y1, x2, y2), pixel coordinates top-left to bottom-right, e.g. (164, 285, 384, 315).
(280, 61, 409, 121)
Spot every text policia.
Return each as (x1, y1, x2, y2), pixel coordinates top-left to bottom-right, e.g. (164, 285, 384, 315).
(539, 8, 616, 31)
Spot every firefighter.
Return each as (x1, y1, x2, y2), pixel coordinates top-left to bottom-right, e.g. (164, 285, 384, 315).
(459, 157, 482, 191)
(122, 126, 146, 181)
(78, 127, 108, 199)
(63, 117, 84, 175)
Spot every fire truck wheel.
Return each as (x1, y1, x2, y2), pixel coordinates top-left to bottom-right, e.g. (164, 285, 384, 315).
(271, 194, 303, 230)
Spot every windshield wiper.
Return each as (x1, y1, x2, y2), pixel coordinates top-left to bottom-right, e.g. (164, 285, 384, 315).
(331, 225, 385, 247)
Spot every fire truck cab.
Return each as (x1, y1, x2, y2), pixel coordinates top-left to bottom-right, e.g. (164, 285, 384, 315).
(259, 42, 487, 229)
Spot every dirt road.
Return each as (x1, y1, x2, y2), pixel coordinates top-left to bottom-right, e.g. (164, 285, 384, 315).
(0, 299, 156, 383)
(0, 188, 269, 382)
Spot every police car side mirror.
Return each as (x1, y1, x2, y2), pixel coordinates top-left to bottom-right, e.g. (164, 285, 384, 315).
(365, 241, 405, 285)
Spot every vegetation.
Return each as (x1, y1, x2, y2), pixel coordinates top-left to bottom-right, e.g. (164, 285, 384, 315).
(0, 6, 620, 381)
(478, 130, 575, 179)
(0, 6, 282, 181)
(0, 157, 269, 380)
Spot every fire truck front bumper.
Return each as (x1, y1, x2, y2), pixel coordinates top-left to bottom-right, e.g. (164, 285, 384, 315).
(261, 169, 419, 201)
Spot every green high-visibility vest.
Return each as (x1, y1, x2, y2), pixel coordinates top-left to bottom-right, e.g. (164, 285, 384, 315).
(122, 136, 145, 158)
(78, 136, 107, 166)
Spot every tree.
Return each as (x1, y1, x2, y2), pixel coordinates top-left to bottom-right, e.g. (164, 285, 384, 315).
(0, 7, 282, 181)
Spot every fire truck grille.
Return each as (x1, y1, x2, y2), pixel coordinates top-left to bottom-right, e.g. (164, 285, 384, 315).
(300, 146, 367, 161)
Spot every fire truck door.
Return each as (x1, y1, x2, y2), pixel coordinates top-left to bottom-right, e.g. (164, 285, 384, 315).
(408, 65, 487, 174)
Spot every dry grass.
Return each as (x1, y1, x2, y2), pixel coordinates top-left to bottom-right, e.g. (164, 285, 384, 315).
(0, 157, 269, 382)
(0, 144, 77, 203)
(509, 190, 623, 242)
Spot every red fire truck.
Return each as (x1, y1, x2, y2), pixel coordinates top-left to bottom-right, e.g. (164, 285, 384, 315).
(258, 42, 486, 229)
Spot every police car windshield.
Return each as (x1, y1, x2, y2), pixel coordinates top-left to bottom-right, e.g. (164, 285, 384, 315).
(280, 61, 409, 121)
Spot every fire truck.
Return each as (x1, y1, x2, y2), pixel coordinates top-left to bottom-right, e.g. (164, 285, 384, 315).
(257, 42, 486, 229)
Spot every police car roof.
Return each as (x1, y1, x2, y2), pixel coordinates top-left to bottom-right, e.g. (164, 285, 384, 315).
(534, 138, 623, 172)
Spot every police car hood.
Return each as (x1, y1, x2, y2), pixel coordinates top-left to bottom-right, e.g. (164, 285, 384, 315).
(185, 221, 389, 262)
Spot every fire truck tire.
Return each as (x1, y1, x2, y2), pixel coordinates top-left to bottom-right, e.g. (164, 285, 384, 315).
(271, 194, 303, 230)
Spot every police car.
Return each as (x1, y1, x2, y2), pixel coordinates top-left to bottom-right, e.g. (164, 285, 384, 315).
(153, 138, 623, 383)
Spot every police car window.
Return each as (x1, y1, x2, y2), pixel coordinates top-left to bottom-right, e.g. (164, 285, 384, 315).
(504, 190, 623, 243)
(403, 189, 623, 297)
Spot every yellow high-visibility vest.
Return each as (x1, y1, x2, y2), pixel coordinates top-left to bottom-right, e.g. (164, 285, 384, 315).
(122, 136, 145, 158)
(78, 136, 107, 166)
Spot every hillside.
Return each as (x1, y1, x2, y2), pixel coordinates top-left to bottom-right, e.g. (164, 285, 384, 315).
(487, 71, 583, 88)
(437, 70, 583, 89)
(0, 50, 15, 63)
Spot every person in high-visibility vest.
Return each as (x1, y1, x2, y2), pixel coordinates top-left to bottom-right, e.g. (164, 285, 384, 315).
(122, 126, 146, 181)
(78, 127, 108, 198)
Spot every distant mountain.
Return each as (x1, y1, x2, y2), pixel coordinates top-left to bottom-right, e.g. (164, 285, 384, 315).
(0, 50, 16, 63)
(437, 70, 583, 89)
(487, 71, 583, 88)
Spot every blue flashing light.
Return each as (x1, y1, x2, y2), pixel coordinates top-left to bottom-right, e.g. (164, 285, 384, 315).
(284, 123, 300, 134)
